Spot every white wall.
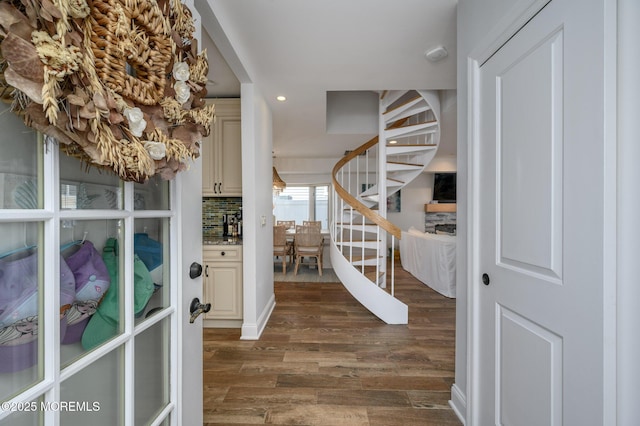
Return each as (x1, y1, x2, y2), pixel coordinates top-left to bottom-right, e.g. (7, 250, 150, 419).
(240, 84, 275, 340)
(388, 174, 431, 242)
(617, 0, 640, 422)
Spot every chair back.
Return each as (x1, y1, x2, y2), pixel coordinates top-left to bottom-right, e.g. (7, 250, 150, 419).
(302, 221, 321, 231)
(276, 220, 296, 231)
(295, 225, 322, 248)
(273, 225, 287, 247)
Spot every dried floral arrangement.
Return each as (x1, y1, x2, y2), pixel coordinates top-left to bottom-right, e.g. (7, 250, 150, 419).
(0, 0, 215, 182)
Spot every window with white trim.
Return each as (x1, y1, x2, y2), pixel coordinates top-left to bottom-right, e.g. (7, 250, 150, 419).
(273, 185, 329, 230)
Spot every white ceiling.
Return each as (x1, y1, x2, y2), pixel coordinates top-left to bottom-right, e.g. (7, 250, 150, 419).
(199, 0, 458, 160)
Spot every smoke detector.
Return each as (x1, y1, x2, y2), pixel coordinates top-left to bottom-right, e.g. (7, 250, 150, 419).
(425, 46, 448, 62)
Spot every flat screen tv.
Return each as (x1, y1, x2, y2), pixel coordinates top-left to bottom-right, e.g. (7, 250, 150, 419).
(433, 173, 456, 203)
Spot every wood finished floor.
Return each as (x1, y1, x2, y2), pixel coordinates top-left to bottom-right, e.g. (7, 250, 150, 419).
(203, 265, 461, 425)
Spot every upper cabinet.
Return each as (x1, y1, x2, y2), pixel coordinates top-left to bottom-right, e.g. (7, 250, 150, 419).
(203, 99, 242, 196)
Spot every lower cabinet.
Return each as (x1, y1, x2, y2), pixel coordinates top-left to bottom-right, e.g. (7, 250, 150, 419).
(203, 245, 243, 327)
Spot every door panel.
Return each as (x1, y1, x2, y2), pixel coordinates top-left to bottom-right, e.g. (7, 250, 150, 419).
(498, 29, 563, 281)
(477, 0, 605, 424)
(498, 306, 562, 426)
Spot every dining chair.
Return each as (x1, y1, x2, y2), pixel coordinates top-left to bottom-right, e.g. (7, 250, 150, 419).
(276, 220, 296, 259)
(302, 221, 323, 264)
(273, 225, 289, 274)
(293, 225, 323, 276)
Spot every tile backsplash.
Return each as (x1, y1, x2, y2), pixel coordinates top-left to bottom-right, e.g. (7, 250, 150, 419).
(203, 197, 243, 240)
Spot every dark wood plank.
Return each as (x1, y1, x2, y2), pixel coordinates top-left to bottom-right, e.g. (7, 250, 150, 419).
(202, 263, 461, 425)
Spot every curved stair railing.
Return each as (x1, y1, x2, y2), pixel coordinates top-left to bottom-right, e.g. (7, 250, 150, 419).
(329, 90, 441, 324)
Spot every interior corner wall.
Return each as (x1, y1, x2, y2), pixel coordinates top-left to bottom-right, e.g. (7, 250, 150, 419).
(240, 83, 275, 340)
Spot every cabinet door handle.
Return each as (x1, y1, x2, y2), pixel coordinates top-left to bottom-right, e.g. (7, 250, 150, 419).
(205, 264, 209, 277)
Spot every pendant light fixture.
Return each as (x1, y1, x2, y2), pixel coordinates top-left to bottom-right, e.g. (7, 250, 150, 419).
(272, 166, 286, 194)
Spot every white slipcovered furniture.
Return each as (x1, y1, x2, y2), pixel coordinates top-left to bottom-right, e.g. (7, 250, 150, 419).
(399, 227, 456, 298)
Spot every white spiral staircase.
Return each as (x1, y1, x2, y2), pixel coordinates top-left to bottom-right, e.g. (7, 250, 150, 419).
(329, 90, 441, 324)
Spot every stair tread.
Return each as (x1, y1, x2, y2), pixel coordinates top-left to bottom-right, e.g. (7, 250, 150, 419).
(337, 220, 376, 223)
(387, 143, 437, 147)
(383, 95, 422, 115)
(387, 161, 424, 167)
(384, 119, 437, 132)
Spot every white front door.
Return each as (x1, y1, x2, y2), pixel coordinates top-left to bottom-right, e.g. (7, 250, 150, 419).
(475, 0, 606, 424)
(179, 150, 204, 425)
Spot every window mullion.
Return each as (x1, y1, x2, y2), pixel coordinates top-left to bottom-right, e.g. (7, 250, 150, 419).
(123, 181, 135, 426)
(309, 186, 315, 221)
(43, 134, 61, 426)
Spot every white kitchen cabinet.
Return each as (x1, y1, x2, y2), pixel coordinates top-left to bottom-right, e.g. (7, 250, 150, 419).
(202, 98, 242, 196)
(202, 245, 243, 326)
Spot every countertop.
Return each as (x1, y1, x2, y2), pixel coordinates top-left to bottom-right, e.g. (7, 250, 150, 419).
(203, 238, 243, 246)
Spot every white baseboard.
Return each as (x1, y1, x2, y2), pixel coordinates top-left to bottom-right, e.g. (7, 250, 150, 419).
(240, 294, 276, 340)
(449, 383, 467, 425)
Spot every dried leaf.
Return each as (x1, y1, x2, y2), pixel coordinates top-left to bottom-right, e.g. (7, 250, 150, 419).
(171, 123, 200, 147)
(1, 33, 44, 82)
(93, 92, 108, 112)
(40, 0, 63, 20)
(3, 67, 43, 103)
(79, 102, 96, 119)
(64, 30, 84, 47)
(67, 93, 85, 106)
(0, 3, 26, 33)
(104, 92, 117, 109)
(109, 124, 124, 139)
(108, 110, 124, 125)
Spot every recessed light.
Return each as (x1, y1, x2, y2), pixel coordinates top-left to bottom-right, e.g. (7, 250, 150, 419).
(276, 96, 287, 102)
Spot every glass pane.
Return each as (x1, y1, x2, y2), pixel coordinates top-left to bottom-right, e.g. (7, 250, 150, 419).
(134, 176, 170, 210)
(60, 347, 123, 425)
(135, 319, 169, 424)
(0, 397, 42, 426)
(0, 104, 41, 210)
(134, 219, 169, 322)
(0, 222, 43, 402)
(60, 220, 124, 367)
(59, 153, 122, 210)
(273, 186, 310, 224)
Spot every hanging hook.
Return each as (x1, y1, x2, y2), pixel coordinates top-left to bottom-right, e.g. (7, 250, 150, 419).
(80, 231, 88, 244)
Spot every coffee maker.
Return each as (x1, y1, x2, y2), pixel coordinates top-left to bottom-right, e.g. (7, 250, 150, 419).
(222, 214, 229, 237)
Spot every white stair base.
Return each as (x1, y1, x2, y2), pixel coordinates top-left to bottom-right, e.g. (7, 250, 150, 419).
(330, 242, 408, 324)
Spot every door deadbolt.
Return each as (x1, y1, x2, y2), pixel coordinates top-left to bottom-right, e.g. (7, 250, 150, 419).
(482, 273, 490, 286)
(189, 262, 203, 279)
